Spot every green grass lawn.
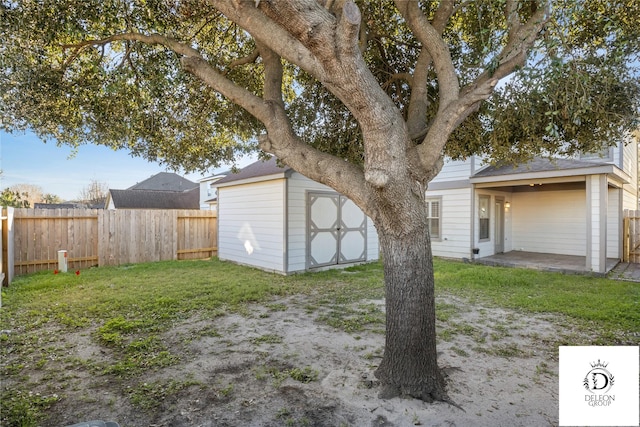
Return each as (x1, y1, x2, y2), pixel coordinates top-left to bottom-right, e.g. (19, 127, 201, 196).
(1, 257, 637, 341)
(1, 257, 638, 426)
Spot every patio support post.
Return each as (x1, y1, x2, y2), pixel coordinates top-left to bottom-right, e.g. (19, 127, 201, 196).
(586, 175, 608, 273)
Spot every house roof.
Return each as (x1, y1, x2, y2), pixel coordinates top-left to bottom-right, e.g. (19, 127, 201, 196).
(472, 157, 610, 178)
(215, 157, 292, 186)
(108, 188, 200, 209)
(198, 172, 229, 183)
(469, 156, 630, 187)
(128, 172, 198, 192)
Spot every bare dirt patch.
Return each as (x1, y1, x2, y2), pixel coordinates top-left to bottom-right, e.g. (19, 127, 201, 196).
(10, 294, 572, 427)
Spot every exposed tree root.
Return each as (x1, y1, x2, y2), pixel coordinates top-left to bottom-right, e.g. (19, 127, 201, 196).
(377, 368, 465, 411)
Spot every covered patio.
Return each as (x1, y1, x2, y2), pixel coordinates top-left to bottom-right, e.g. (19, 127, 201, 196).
(470, 158, 631, 274)
(474, 251, 620, 276)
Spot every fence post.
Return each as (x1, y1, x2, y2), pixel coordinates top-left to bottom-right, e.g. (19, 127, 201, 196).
(1, 208, 4, 290)
(1, 207, 15, 286)
(623, 215, 630, 263)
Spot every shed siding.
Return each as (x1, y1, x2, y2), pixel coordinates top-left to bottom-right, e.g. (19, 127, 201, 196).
(510, 189, 586, 256)
(286, 172, 379, 273)
(218, 179, 286, 272)
(286, 173, 335, 273)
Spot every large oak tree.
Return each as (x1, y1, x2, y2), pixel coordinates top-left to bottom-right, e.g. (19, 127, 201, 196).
(1, 0, 638, 401)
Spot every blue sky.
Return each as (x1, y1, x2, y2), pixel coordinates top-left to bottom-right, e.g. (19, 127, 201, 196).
(0, 130, 250, 201)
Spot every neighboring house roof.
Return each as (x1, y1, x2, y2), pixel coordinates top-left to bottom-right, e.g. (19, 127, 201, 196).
(473, 157, 610, 178)
(34, 203, 82, 209)
(215, 157, 292, 187)
(107, 188, 200, 209)
(128, 172, 198, 192)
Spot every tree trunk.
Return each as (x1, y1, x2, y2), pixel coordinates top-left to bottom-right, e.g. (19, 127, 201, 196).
(374, 217, 447, 402)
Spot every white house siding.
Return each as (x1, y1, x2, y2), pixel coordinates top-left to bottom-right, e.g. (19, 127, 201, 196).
(607, 188, 620, 258)
(430, 159, 472, 183)
(623, 186, 638, 210)
(623, 139, 638, 209)
(426, 187, 473, 259)
(286, 172, 379, 273)
(218, 179, 286, 272)
(621, 139, 638, 185)
(510, 189, 586, 256)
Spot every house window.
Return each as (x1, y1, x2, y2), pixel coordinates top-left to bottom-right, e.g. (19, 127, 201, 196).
(426, 198, 441, 240)
(479, 195, 490, 241)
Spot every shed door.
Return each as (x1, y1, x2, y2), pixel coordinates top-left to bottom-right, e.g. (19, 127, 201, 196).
(308, 193, 366, 269)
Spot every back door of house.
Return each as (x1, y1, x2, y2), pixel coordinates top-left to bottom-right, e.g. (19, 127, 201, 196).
(495, 198, 505, 254)
(307, 192, 367, 269)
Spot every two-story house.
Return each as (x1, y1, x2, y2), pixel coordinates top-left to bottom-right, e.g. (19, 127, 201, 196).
(425, 138, 638, 274)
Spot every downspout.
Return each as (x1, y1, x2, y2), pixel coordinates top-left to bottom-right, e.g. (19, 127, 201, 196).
(470, 156, 477, 260)
(586, 175, 592, 271)
(283, 177, 289, 274)
(470, 184, 477, 260)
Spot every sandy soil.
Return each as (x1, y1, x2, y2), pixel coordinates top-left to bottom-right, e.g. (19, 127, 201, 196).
(38, 293, 573, 427)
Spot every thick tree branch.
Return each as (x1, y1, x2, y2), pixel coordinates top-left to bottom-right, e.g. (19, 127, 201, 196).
(462, 1, 550, 97)
(257, 43, 284, 108)
(406, 0, 456, 139)
(395, 1, 459, 108)
(60, 33, 201, 59)
(60, 31, 278, 125)
(336, 1, 361, 58)
(180, 56, 272, 123)
(413, 78, 498, 175)
(237, 1, 409, 190)
(256, 104, 373, 215)
(255, 0, 337, 67)
(211, 0, 325, 80)
(410, 1, 549, 179)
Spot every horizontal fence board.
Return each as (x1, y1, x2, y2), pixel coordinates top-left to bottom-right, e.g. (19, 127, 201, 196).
(3, 208, 217, 279)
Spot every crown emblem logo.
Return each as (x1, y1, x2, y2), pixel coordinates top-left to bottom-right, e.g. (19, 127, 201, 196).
(590, 359, 608, 369)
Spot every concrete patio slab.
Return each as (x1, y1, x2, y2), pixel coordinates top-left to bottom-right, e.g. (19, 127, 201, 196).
(608, 262, 640, 282)
(473, 251, 619, 276)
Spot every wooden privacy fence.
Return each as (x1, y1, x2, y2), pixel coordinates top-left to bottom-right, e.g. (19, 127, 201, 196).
(623, 209, 640, 263)
(1, 208, 217, 285)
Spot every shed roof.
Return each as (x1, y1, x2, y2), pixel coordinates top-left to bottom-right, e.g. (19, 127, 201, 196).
(215, 157, 292, 186)
(108, 188, 200, 209)
(128, 172, 198, 191)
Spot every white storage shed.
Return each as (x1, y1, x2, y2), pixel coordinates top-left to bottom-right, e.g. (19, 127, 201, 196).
(215, 157, 379, 274)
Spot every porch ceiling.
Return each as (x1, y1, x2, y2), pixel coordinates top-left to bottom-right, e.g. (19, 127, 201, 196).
(475, 180, 586, 192)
